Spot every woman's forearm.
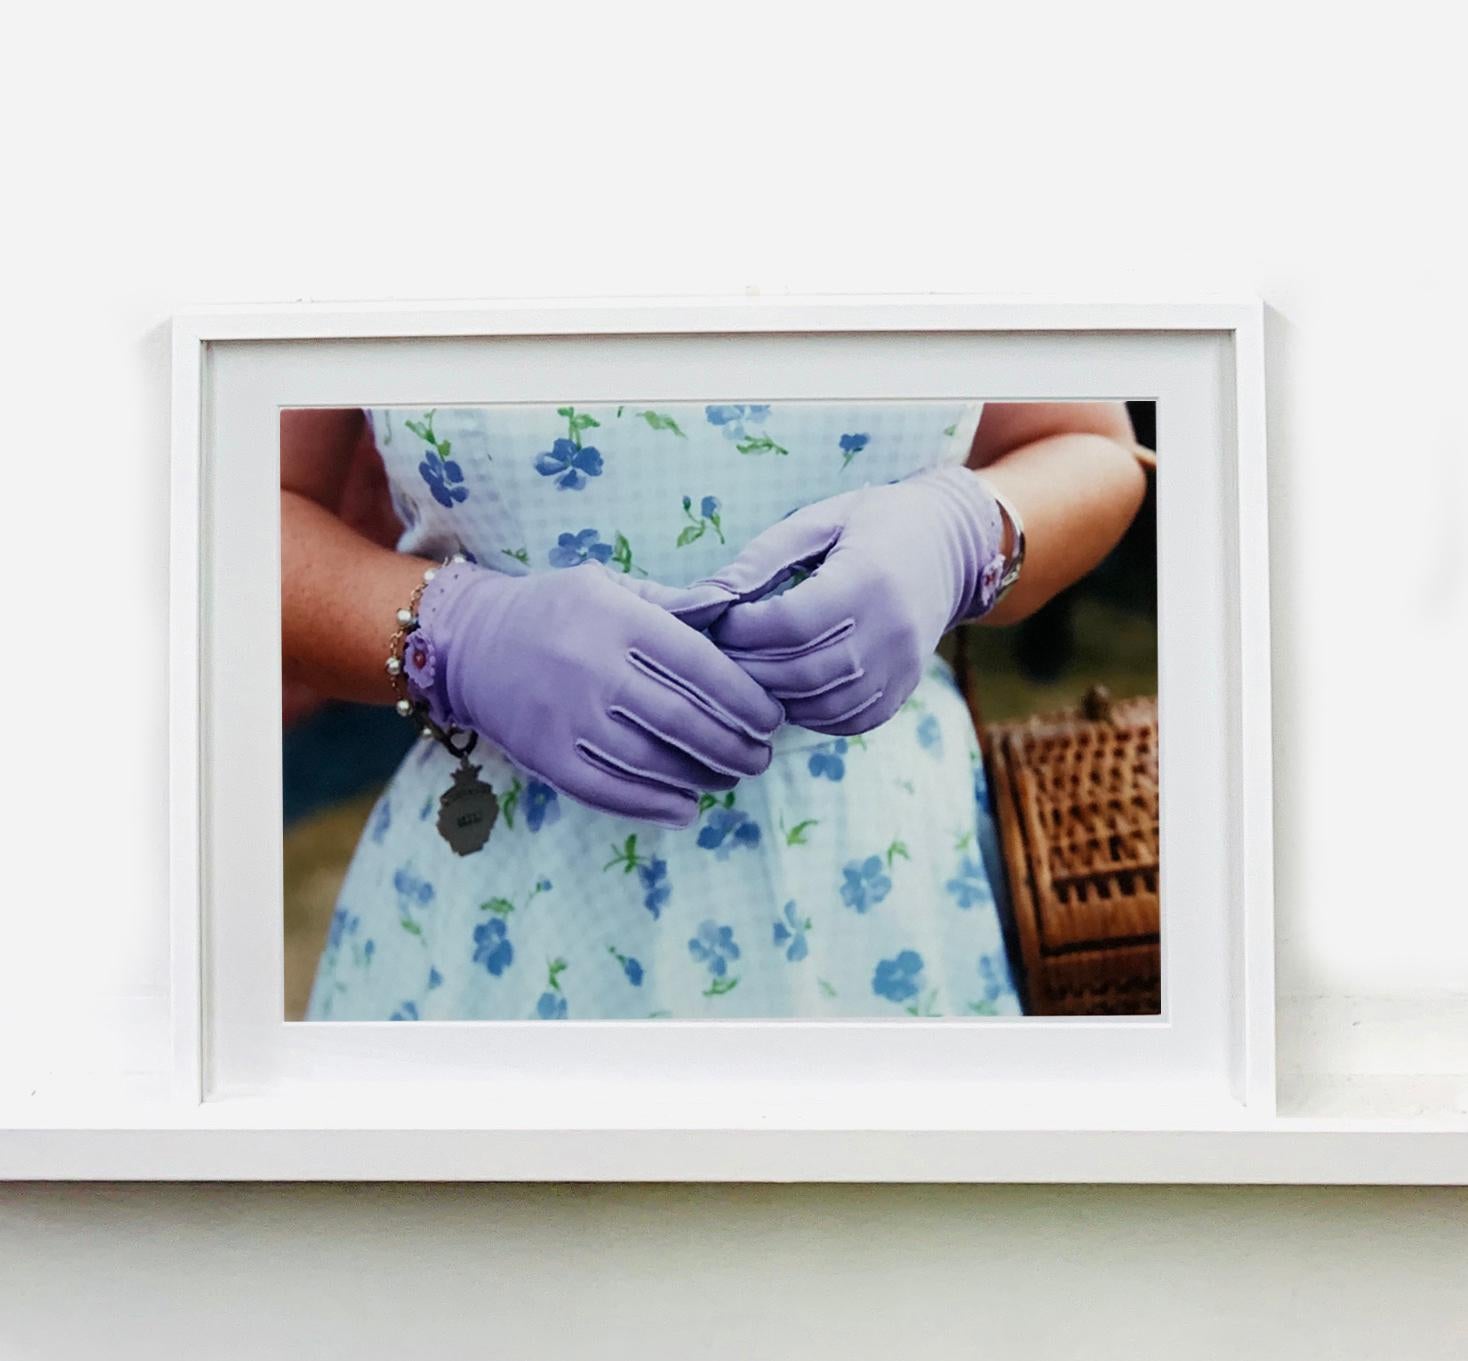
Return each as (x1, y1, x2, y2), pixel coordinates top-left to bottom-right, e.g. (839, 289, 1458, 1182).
(281, 489, 435, 705)
(971, 431, 1147, 626)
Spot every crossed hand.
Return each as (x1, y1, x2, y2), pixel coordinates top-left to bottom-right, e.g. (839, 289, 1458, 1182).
(412, 466, 1006, 826)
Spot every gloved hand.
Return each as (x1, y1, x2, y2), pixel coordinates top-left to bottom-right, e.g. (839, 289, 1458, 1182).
(405, 560, 784, 827)
(671, 466, 1008, 735)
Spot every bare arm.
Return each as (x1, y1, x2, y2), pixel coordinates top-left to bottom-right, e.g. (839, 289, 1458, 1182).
(281, 409, 432, 705)
(966, 402, 1147, 626)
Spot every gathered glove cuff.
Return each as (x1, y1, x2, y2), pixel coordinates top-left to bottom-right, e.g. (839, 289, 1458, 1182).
(918, 465, 1008, 626)
(403, 560, 486, 731)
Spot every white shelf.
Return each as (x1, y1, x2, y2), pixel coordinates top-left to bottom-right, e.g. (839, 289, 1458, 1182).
(3, 992, 1463, 1181)
(1, 1114, 1465, 1183)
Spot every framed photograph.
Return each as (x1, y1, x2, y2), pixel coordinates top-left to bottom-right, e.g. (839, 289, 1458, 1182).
(149, 295, 1293, 1178)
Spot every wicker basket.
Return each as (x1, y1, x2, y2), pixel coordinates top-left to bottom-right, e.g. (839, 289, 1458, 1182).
(968, 678, 1162, 1016)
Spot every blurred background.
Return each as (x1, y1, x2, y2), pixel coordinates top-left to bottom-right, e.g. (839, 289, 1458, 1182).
(283, 402, 1157, 1018)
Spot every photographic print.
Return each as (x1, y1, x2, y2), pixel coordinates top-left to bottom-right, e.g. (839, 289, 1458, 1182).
(281, 397, 1158, 1022)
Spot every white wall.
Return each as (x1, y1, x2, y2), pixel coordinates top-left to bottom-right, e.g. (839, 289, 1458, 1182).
(2, 0, 1464, 1350)
(3, 1184, 1467, 1358)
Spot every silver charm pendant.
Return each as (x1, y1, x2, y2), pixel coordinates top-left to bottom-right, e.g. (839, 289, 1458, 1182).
(436, 755, 499, 856)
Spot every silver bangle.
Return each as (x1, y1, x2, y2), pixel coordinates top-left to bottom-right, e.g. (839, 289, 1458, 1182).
(990, 489, 1026, 606)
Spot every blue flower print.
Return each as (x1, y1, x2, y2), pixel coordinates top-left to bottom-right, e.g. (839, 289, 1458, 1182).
(945, 855, 992, 910)
(772, 901, 810, 962)
(534, 438, 605, 491)
(406, 410, 470, 509)
(534, 957, 569, 1016)
(524, 781, 561, 833)
(471, 917, 514, 976)
(390, 1000, 420, 1021)
(689, 920, 741, 978)
(705, 403, 787, 456)
(548, 528, 613, 568)
(393, 867, 434, 910)
(327, 907, 359, 951)
(840, 856, 892, 913)
(873, 950, 925, 1005)
(393, 867, 434, 935)
(697, 807, 762, 859)
(418, 455, 469, 508)
(536, 405, 606, 490)
(916, 713, 942, 756)
(637, 856, 671, 918)
(367, 798, 392, 845)
(609, 946, 645, 987)
(839, 432, 870, 470)
(705, 404, 771, 440)
(427, 966, 443, 990)
(677, 494, 726, 547)
(808, 739, 849, 781)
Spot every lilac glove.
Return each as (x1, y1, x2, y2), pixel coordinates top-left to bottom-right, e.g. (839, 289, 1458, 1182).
(684, 466, 1008, 735)
(404, 560, 783, 827)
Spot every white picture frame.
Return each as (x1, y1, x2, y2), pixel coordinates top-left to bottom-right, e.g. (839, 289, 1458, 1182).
(26, 294, 1456, 1183)
(195, 296, 1267, 1113)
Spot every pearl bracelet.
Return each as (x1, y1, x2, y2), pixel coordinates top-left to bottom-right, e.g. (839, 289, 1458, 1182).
(385, 553, 476, 756)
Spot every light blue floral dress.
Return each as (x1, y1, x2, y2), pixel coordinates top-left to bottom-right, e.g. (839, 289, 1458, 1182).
(307, 400, 1022, 1021)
